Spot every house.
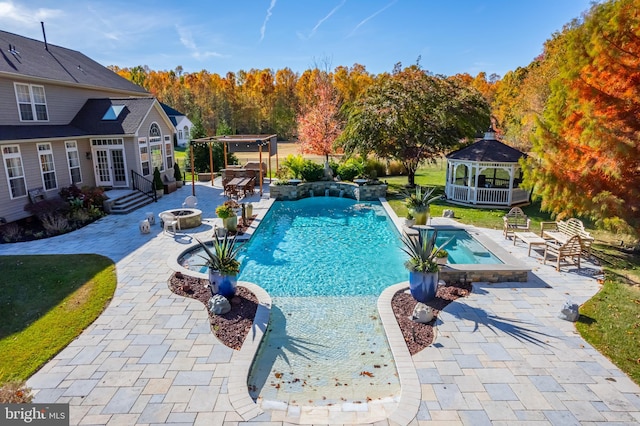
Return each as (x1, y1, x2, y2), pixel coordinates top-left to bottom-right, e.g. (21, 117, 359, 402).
(161, 103, 193, 147)
(0, 30, 177, 223)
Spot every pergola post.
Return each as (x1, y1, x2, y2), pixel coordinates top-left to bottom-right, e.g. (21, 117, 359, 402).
(208, 142, 214, 186)
(190, 142, 195, 196)
(258, 145, 263, 196)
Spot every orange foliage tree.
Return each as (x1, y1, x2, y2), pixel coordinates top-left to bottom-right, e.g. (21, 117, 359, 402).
(524, 0, 640, 234)
(296, 72, 343, 162)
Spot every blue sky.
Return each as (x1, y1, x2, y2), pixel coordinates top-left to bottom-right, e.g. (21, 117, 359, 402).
(1, 0, 594, 77)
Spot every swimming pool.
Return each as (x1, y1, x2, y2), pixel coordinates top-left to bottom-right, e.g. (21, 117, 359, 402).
(239, 197, 405, 407)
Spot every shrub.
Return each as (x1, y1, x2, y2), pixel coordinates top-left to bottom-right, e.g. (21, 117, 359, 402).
(387, 160, 406, 176)
(0, 381, 33, 403)
(365, 158, 387, 178)
(281, 154, 306, 179)
(173, 162, 182, 182)
(337, 158, 364, 182)
(153, 167, 164, 190)
(328, 159, 340, 178)
(300, 160, 324, 182)
(40, 213, 70, 235)
(0, 223, 23, 243)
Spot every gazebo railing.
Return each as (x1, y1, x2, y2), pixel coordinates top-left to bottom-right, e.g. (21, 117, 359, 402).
(447, 184, 529, 206)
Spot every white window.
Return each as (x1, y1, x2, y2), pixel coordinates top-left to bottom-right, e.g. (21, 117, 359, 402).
(183, 125, 189, 140)
(178, 129, 183, 140)
(65, 141, 82, 184)
(139, 138, 150, 176)
(165, 135, 173, 170)
(149, 123, 163, 171)
(37, 143, 57, 190)
(2, 145, 27, 199)
(14, 83, 49, 121)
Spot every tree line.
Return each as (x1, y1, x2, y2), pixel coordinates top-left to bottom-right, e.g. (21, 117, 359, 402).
(111, 0, 639, 236)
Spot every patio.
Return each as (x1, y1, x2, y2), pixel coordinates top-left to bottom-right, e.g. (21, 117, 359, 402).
(0, 181, 638, 425)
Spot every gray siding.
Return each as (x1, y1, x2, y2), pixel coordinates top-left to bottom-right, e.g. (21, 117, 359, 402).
(0, 76, 146, 126)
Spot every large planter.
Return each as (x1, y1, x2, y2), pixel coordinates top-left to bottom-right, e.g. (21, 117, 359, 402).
(222, 216, 237, 232)
(411, 208, 428, 225)
(208, 270, 238, 298)
(409, 271, 439, 302)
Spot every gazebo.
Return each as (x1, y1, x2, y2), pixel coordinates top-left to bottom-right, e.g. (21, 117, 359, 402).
(444, 128, 530, 207)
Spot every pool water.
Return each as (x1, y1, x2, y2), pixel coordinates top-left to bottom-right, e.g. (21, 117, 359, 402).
(431, 229, 503, 265)
(239, 197, 406, 406)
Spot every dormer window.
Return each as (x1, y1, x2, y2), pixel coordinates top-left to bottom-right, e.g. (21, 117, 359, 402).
(14, 83, 49, 121)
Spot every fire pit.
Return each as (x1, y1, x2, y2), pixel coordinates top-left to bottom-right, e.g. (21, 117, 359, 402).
(159, 209, 202, 229)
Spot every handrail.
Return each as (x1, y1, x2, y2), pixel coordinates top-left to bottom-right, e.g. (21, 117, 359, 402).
(131, 170, 157, 202)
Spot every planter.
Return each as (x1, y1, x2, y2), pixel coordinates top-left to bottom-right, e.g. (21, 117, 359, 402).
(198, 172, 213, 182)
(404, 218, 416, 228)
(436, 257, 448, 266)
(411, 209, 428, 225)
(222, 215, 237, 232)
(207, 270, 237, 298)
(409, 271, 439, 302)
(155, 189, 164, 199)
(245, 203, 253, 218)
(176, 181, 184, 188)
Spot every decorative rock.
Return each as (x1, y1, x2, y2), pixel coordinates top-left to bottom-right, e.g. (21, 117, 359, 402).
(208, 294, 231, 315)
(442, 209, 455, 218)
(559, 300, 580, 322)
(411, 303, 435, 323)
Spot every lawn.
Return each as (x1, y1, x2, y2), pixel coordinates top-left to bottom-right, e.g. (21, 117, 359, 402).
(0, 254, 116, 384)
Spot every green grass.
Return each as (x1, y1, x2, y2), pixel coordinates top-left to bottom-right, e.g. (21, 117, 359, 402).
(576, 277, 640, 385)
(0, 255, 116, 384)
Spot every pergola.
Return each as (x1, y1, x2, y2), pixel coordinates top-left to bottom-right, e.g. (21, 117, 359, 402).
(190, 134, 278, 196)
(444, 128, 530, 207)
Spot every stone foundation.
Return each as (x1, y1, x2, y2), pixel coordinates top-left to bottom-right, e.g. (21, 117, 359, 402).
(269, 181, 387, 201)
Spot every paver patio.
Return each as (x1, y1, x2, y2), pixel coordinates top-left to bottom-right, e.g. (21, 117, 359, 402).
(1, 181, 639, 425)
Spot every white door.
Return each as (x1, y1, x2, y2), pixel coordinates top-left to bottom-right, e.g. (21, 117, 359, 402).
(94, 147, 127, 187)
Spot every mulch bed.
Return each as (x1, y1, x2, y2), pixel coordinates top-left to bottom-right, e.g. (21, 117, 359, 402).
(169, 270, 472, 355)
(168, 272, 258, 350)
(391, 282, 472, 355)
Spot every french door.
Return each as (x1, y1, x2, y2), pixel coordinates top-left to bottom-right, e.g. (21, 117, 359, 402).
(92, 139, 127, 187)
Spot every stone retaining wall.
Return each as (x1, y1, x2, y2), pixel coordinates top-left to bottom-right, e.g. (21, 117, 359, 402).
(440, 268, 528, 283)
(269, 182, 387, 201)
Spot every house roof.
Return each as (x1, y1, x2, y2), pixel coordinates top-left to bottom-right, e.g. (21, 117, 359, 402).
(0, 97, 159, 141)
(446, 133, 527, 163)
(0, 30, 148, 94)
(160, 103, 186, 127)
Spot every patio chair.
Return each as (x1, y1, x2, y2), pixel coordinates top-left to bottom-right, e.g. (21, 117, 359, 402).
(160, 212, 179, 234)
(543, 234, 582, 271)
(182, 195, 198, 208)
(503, 207, 531, 239)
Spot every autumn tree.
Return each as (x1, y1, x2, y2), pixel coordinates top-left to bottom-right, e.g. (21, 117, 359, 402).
(524, 0, 640, 234)
(338, 65, 490, 186)
(296, 72, 343, 163)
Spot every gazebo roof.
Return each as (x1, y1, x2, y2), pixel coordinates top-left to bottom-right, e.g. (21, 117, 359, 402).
(446, 131, 527, 163)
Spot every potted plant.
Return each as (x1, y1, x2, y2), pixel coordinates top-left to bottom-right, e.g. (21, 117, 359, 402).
(153, 167, 164, 198)
(404, 211, 416, 228)
(404, 185, 442, 225)
(400, 229, 452, 302)
(434, 248, 448, 265)
(173, 162, 183, 188)
(196, 235, 241, 298)
(216, 201, 237, 232)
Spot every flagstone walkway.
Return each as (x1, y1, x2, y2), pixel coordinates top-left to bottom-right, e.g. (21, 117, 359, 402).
(1, 181, 638, 425)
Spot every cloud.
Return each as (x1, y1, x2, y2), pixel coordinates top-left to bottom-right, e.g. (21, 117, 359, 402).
(309, 0, 346, 38)
(348, 0, 397, 37)
(176, 24, 224, 61)
(260, 0, 277, 42)
(0, 0, 62, 28)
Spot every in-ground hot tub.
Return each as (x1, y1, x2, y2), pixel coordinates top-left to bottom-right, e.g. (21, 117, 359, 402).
(159, 209, 202, 229)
